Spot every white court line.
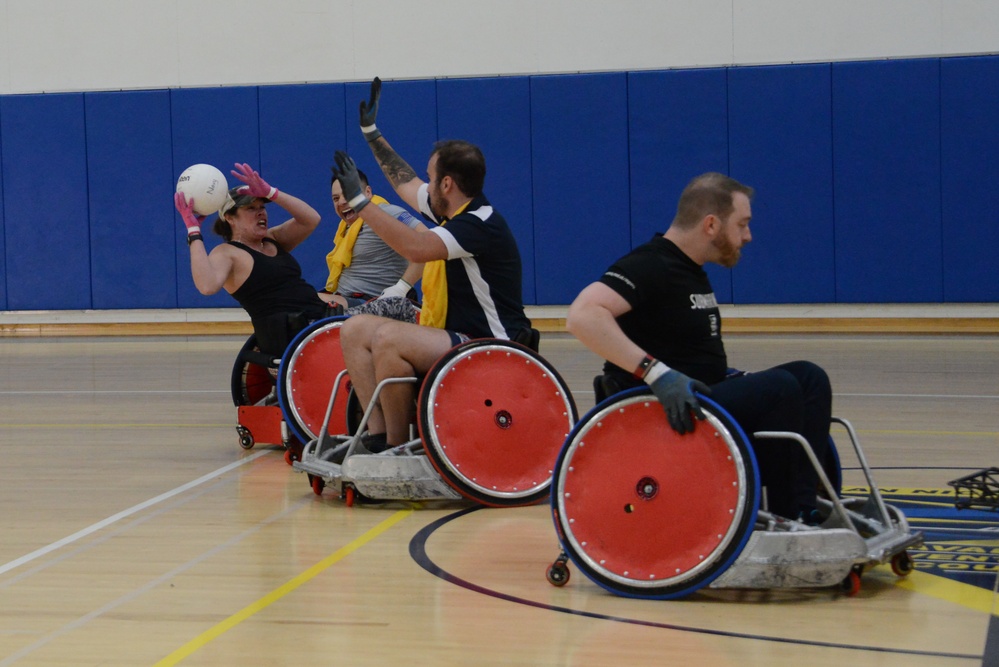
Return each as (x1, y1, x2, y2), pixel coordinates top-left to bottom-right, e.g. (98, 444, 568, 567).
(574, 390, 998, 400)
(0, 449, 270, 577)
(0, 495, 311, 667)
(837, 392, 999, 400)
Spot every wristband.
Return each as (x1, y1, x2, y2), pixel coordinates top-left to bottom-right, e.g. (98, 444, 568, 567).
(347, 193, 370, 212)
(381, 277, 413, 299)
(642, 360, 669, 385)
(633, 354, 656, 379)
(361, 125, 382, 142)
(187, 232, 203, 246)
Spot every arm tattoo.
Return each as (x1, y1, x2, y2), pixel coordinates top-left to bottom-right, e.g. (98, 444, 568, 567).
(371, 140, 418, 188)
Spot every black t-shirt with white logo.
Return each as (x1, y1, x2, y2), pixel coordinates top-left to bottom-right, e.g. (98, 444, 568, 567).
(598, 234, 728, 384)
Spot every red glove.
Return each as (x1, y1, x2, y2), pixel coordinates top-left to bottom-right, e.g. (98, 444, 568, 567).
(174, 192, 206, 237)
(231, 163, 279, 200)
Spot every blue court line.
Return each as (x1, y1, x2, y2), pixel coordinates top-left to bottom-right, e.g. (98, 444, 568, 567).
(409, 507, 980, 662)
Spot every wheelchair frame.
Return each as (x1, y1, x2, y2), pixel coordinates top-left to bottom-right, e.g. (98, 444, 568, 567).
(293, 338, 578, 507)
(230, 316, 353, 464)
(546, 390, 922, 599)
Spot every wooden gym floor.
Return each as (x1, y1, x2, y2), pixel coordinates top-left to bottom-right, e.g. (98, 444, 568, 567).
(0, 322, 997, 666)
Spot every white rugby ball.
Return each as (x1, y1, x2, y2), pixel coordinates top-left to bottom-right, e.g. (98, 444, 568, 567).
(176, 164, 228, 216)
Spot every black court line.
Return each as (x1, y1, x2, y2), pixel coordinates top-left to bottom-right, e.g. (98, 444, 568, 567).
(983, 573, 999, 667)
(408, 507, 979, 662)
(985, 612, 999, 667)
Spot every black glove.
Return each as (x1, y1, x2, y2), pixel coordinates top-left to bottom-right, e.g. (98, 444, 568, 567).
(331, 151, 370, 213)
(359, 77, 382, 142)
(646, 366, 711, 435)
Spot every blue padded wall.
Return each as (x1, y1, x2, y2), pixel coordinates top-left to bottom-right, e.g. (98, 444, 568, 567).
(259, 83, 347, 291)
(86, 91, 176, 309)
(0, 104, 5, 310)
(1, 93, 91, 310)
(1, 56, 997, 312)
(728, 64, 836, 304)
(437, 77, 536, 304)
(531, 73, 631, 304)
(628, 69, 732, 302)
(832, 59, 943, 303)
(940, 57, 999, 302)
(171, 86, 260, 308)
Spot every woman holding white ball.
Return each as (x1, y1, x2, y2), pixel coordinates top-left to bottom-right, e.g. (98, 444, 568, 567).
(174, 162, 334, 356)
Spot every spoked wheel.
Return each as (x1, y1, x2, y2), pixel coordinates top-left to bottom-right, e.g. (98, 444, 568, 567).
(278, 316, 351, 443)
(550, 389, 760, 599)
(231, 334, 276, 407)
(418, 339, 577, 507)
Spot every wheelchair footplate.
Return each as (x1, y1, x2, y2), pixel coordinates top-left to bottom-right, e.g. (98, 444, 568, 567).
(293, 374, 463, 505)
(709, 503, 922, 591)
(339, 447, 463, 503)
(293, 434, 462, 504)
(735, 419, 923, 591)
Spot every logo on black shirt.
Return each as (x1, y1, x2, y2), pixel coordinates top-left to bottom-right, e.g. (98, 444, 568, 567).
(689, 293, 718, 310)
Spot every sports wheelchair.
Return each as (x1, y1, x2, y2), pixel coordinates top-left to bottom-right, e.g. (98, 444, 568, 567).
(545, 387, 922, 598)
(292, 328, 579, 507)
(231, 315, 354, 464)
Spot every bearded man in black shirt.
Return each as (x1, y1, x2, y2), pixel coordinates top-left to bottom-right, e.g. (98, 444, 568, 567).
(566, 172, 832, 522)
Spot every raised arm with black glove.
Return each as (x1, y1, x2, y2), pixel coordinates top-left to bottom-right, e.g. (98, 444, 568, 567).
(359, 77, 382, 142)
(330, 151, 370, 213)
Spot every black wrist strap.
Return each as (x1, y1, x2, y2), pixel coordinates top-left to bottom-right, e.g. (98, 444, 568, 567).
(187, 232, 203, 246)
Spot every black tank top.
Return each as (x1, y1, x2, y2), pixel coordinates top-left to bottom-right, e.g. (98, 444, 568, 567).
(229, 239, 327, 322)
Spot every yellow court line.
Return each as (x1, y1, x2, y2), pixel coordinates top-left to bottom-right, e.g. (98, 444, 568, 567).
(909, 516, 999, 526)
(895, 570, 999, 615)
(877, 499, 963, 509)
(843, 487, 957, 496)
(153, 509, 414, 666)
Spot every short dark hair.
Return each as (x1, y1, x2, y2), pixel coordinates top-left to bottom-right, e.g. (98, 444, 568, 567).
(331, 167, 369, 189)
(432, 140, 485, 198)
(672, 173, 754, 229)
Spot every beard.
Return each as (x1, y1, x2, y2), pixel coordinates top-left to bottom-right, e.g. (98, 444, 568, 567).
(713, 234, 742, 268)
(429, 191, 448, 220)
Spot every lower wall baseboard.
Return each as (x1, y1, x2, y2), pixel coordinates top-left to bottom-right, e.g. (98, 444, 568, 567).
(1, 305, 997, 337)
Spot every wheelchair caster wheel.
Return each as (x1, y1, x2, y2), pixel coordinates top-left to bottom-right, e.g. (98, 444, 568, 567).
(841, 570, 861, 596)
(891, 551, 914, 577)
(309, 475, 325, 496)
(344, 485, 357, 507)
(283, 442, 302, 466)
(546, 560, 570, 587)
(236, 425, 254, 450)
